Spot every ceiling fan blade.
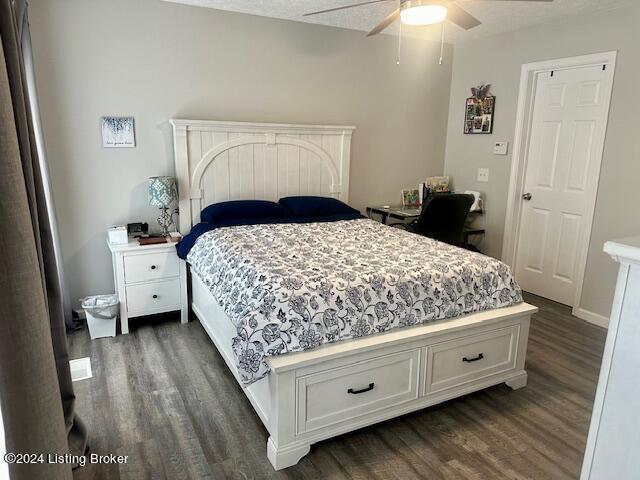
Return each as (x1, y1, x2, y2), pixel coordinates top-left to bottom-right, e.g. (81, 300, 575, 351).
(366, 8, 400, 36)
(446, 3, 482, 30)
(304, 0, 391, 17)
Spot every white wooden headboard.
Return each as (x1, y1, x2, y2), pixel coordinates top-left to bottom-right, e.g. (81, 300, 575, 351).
(170, 119, 356, 233)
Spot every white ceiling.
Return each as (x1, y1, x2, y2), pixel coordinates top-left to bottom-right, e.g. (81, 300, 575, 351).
(163, 0, 632, 43)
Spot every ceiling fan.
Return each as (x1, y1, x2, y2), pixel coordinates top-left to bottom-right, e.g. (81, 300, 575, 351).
(304, 0, 553, 36)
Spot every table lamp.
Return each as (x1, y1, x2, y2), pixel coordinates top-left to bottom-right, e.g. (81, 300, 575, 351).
(148, 176, 178, 236)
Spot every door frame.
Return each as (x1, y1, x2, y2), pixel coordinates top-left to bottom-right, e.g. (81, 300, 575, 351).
(501, 51, 617, 317)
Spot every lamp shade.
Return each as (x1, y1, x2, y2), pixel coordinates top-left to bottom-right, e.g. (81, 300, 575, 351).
(148, 176, 177, 207)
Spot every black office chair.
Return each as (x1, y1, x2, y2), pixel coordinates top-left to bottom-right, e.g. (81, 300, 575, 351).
(396, 193, 474, 247)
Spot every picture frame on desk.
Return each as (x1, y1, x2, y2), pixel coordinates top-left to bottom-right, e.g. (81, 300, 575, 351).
(401, 189, 420, 208)
(425, 176, 451, 193)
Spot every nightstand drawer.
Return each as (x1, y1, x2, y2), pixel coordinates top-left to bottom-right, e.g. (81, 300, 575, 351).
(124, 251, 179, 284)
(126, 279, 181, 315)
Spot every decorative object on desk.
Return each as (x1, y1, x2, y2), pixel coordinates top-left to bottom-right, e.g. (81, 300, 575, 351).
(107, 225, 128, 245)
(148, 176, 178, 236)
(101, 116, 135, 147)
(464, 84, 495, 134)
(127, 222, 149, 238)
(401, 188, 420, 208)
(425, 176, 450, 193)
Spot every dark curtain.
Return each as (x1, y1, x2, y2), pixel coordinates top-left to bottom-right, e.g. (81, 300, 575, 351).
(0, 0, 88, 478)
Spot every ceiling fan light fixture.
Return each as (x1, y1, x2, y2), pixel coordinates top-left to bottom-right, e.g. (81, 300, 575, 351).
(400, 2, 448, 26)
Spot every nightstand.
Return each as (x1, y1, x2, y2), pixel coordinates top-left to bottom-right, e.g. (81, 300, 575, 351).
(107, 237, 188, 334)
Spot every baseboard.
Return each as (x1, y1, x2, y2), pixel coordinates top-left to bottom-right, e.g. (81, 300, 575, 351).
(573, 307, 609, 328)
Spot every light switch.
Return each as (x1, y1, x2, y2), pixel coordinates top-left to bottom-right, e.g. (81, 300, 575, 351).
(494, 141, 508, 155)
(477, 168, 489, 183)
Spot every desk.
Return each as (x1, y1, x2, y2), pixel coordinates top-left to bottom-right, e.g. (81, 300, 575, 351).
(366, 205, 485, 247)
(366, 205, 422, 224)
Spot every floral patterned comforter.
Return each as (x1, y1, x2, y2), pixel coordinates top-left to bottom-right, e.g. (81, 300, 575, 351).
(187, 219, 523, 386)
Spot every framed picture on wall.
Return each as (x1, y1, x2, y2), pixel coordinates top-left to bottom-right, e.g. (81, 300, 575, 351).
(101, 116, 136, 148)
(464, 85, 495, 134)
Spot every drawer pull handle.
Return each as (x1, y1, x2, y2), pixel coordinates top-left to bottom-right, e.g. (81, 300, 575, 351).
(152, 294, 158, 299)
(347, 383, 375, 395)
(150, 265, 157, 270)
(462, 353, 484, 363)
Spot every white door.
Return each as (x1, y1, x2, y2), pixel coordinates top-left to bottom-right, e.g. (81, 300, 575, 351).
(515, 65, 612, 305)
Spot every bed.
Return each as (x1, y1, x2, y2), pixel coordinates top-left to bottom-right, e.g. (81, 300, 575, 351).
(171, 119, 537, 470)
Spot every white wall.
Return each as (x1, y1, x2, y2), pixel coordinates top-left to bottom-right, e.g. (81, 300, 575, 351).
(443, 5, 640, 320)
(29, 0, 453, 305)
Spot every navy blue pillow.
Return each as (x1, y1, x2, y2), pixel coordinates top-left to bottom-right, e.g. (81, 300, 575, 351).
(278, 196, 360, 217)
(200, 200, 291, 224)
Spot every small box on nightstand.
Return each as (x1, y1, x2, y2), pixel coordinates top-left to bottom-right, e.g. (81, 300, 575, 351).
(107, 225, 128, 245)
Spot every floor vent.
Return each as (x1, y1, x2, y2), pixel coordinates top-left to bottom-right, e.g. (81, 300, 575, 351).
(69, 357, 92, 382)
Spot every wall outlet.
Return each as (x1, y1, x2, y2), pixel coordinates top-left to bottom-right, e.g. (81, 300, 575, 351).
(493, 141, 509, 155)
(477, 168, 490, 183)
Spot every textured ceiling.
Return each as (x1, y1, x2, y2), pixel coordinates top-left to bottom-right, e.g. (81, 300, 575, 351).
(162, 0, 632, 43)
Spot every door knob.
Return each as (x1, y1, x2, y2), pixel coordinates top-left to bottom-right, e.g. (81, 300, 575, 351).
(522, 193, 532, 201)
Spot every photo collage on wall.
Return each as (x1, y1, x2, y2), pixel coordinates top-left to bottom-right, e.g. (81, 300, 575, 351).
(464, 84, 495, 134)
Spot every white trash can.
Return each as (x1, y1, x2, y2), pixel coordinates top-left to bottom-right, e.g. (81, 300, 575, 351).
(81, 295, 119, 339)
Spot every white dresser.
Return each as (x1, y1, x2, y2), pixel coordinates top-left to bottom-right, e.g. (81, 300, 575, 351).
(108, 238, 188, 334)
(581, 237, 640, 479)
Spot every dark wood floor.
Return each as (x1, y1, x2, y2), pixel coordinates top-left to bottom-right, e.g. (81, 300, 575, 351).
(69, 293, 606, 480)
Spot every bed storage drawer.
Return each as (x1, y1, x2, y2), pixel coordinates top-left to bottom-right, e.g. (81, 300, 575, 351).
(125, 278, 181, 315)
(124, 251, 179, 284)
(296, 348, 420, 434)
(425, 325, 520, 395)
